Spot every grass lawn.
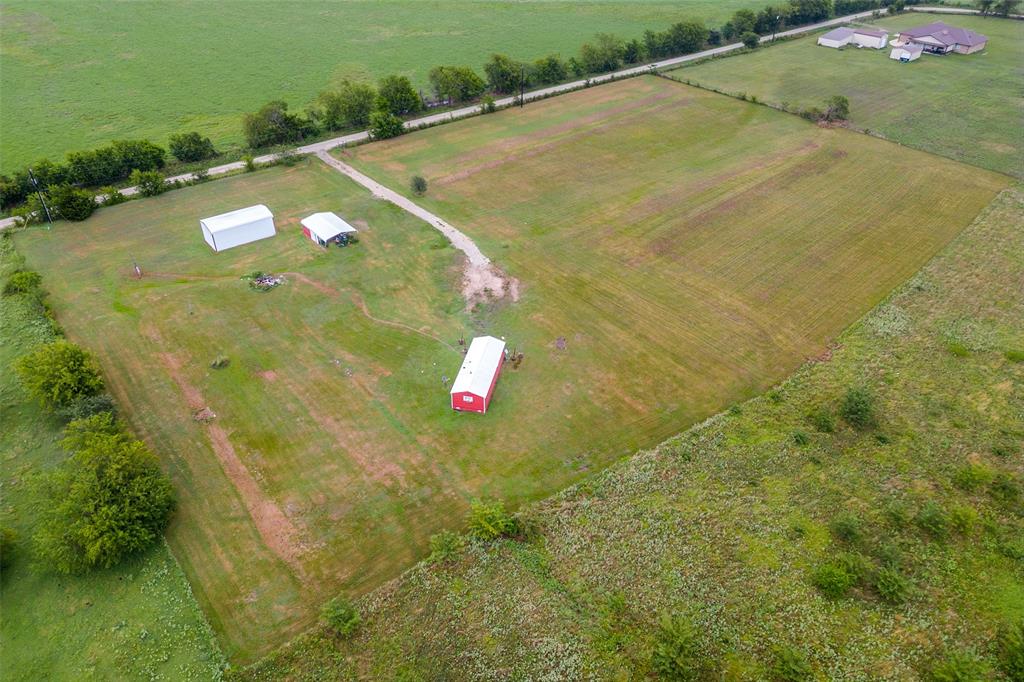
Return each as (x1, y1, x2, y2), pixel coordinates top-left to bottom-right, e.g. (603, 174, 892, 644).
(0, 0, 775, 172)
(14, 77, 1007, 663)
(671, 14, 1024, 178)
(242, 184, 1024, 680)
(0, 235, 224, 680)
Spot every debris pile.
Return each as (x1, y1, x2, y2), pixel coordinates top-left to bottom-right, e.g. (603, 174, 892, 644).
(193, 407, 216, 422)
(242, 271, 284, 292)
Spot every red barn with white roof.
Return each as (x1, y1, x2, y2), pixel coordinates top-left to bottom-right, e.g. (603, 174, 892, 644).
(450, 336, 506, 414)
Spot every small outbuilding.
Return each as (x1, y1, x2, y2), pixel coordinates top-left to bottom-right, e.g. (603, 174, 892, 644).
(818, 26, 889, 49)
(200, 205, 276, 252)
(450, 336, 506, 414)
(890, 44, 923, 62)
(301, 212, 359, 248)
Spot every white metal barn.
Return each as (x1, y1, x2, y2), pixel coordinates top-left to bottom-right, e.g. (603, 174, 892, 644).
(890, 44, 923, 62)
(200, 204, 276, 252)
(300, 212, 358, 247)
(818, 27, 889, 49)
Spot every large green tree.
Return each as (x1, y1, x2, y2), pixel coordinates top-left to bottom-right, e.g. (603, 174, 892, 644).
(484, 54, 528, 94)
(34, 414, 175, 574)
(16, 339, 104, 409)
(376, 75, 422, 116)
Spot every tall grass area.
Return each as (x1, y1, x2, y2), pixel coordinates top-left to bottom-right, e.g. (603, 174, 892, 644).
(0, 0, 772, 172)
(242, 186, 1024, 680)
(672, 14, 1024, 177)
(0, 234, 224, 680)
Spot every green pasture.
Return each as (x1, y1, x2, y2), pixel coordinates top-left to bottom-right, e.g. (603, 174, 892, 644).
(245, 184, 1024, 680)
(672, 14, 1024, 178)
(0, 236, 223, 680)
(0, 0, 773, 172)
(14, 77, 1007, 663)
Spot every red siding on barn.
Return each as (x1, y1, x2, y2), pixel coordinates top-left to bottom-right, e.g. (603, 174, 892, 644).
(451, 361, 503, 414)
(302, 226, 312, 240)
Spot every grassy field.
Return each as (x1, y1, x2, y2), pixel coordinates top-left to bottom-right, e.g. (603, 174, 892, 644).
(14, 77, 1007, 663)
(671, 14, 1024, 178)
(0, 0, 774, 173)
(242, 185, 1024, 681)
(0, 235, 224, 680)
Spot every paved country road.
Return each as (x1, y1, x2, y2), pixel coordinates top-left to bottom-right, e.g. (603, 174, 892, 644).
(0, 6, 997, 232)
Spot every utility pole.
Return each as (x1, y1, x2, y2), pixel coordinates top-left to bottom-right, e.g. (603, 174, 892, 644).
(772, 15, 781, 42)
(26, 168, 54, 229)
(519, 65, 526, 108)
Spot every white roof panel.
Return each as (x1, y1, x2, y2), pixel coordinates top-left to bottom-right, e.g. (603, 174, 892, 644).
(450, 336, 505, 397)
(201, 204, 273, 233)
(301, 212, 358, 241)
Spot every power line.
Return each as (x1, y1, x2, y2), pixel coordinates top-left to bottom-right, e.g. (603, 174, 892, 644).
(27, 168, 54, 230)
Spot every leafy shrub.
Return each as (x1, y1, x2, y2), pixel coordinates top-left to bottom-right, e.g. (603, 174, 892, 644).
(376, 75, 422, 115)
(100, 186, 127, 206)
(34, 413, 174, 573)
(741, 31, 759, 49)
(368, 110, 405, 140)
(15, 340, 104, 410)
(480, 95, 497, 114)
(829, 513, 863, 545)
(946, 341, 970, 357)
(997, 619, 1024, 680)
(808, 407, 836, 433)
(55, 393, 117, 422)
(321, 596, 360, 637)
(466, 498, 517, 541)
(243, 153, 256, 172)
(792, 430, 810, 446)
(840, 387, 877, 429)
(884, 500, 911, 529)
(3, 269, 41, 296)
(168, 131, 216, 162)
(916, 502, 949, 540)
(928, 650, 989, 681)
(428, 529, 464, 563)
(48, 184, 96, 221)
(873, 566, 911, 604)
(410, 175, 427, 195)
(242, 100, 315, 148)
(949, 505, 978, 534)
(1005, 349, 1024, 363)
(953, 463, 992, 492)
(651, 613, 701, 681)
(210, 355, 230, 370)
(130, 169, 166, 197)
(770, 645, 813, 681)
(835, 551, 871, 582)
(990, 473, 1020, 504)
(811, 562, 855, 599)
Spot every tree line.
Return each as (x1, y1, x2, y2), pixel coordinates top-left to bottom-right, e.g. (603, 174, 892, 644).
(0, 0, 940, 214)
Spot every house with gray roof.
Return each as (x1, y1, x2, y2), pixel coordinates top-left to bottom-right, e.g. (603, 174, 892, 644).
(896, 21, 988, 55)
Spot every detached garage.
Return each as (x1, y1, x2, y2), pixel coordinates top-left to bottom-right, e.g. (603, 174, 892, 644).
(200, 205, 276, 252)
(450, 336, 506, 414)
(301, 212, 358, 248)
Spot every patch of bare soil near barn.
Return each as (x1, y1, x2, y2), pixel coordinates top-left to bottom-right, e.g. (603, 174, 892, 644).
(462, 262, 520, 309)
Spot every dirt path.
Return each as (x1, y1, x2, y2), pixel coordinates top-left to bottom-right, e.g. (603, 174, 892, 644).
(157, 350, 309, 577)
(314, 151, 518, 306)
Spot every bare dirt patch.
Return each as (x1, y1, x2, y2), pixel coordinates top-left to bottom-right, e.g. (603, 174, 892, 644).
(462, 263, 520, 309)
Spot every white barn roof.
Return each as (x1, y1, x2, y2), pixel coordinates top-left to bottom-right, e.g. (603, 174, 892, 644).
(450, 336, 505, 397)
(301, 212, 358, 241)
(202, 204, 273, 234)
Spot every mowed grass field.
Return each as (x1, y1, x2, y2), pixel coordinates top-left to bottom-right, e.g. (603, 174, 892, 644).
(673, 14, 1024, 178)
(0, 236, 224, 680)
(15, 77, 1007, 662)
(0, 0, 773, 172)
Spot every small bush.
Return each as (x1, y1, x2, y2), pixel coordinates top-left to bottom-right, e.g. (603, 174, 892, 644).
(808, 407, 836, 433)
(884, 500, 911, 529)
(480, 95, 497, 114)
(368, 110, 405, 140)
(130, 169, 166, 197)
(410, 175, 427, 196)
(428, 529, 463, 563)
(928, 650, 989, 681)
(990, 473, 1020, 504)
(1005, 349, 1024, 363)
(840, 387, 877, 429)
(210, 355, 230, 370)
(48, 184, 96, 221)
(997, 619, 1024, 681)
(770, 645, 813, 682)
(792, 430, 810, 446)
(243, 153, 256, 172)
(321, 596, 360, 637)
(916, 502, 949, 540)
(3, 270, 41, 296)
(15, 340, 104, 410)
(835, 551, 871, 581)
(830, 513, 863, 545)
(100, 186, 127, 206)
(741, 32, 759, 49)
(168, 131, 216, 163)
(949, 505, 978, 535)
(946, 341, 970, 357)
(953, 463, 993, 492)
(873, 566, 911, 604)
(811, 562, 855, 599)
(466, 498, 517, 541)
(651, 613, 701, 681)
